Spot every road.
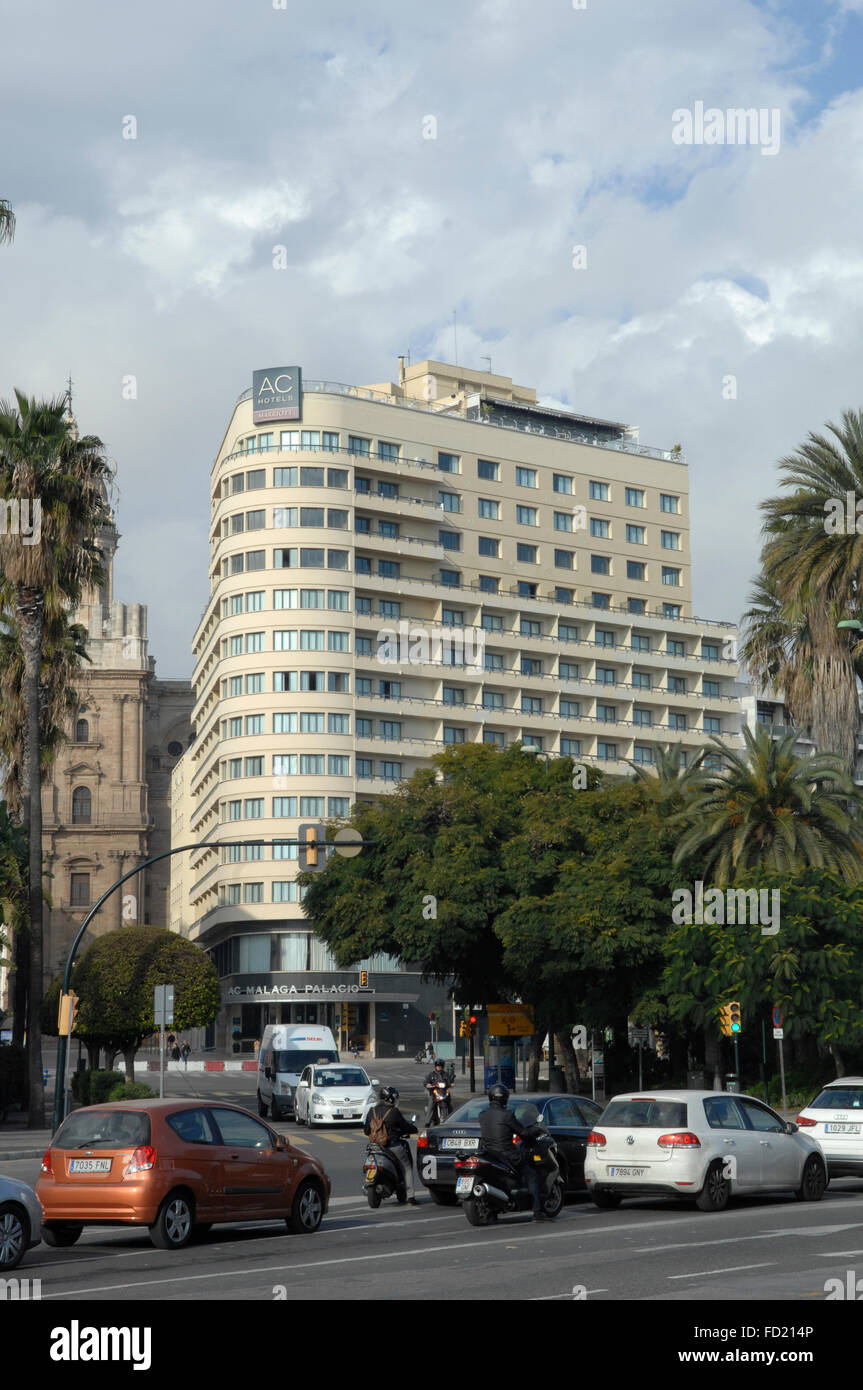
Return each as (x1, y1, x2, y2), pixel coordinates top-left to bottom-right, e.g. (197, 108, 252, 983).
(3, 1062, 863, 1303)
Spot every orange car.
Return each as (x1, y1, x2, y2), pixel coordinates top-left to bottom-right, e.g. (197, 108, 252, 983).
(36, 1099, 330, 1250)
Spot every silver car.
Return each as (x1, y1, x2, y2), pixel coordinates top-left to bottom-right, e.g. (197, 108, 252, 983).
(584, 1090, 827, 1211)
(0, 1174, 43, 1270)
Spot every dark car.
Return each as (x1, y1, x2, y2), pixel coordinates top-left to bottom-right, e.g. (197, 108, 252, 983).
(417, 1092, 604, 1204)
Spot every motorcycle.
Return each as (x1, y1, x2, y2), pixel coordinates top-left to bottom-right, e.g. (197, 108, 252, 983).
(362, 1116, 418, 1209)
(454, 1132, 565, 1226)
(426, 1076, 454, 1125)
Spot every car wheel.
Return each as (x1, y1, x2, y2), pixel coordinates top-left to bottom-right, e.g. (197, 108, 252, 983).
(590, 1190, 621, 1210)
(41, 1221, 82, 1248)
(286, 1180, 324, 1234)
(695, 1160, 730, 1212)
(295, 1107, 304, 1126)
(796, 1154, 827, 1202)
(429, 1189, 458, 1206)
(0, 1204, 29, 1269)
(542, 1178, 565, 1219)
(270, 1098, 280, 1121)
(257, 1091, 268, 1117)
(463, 1196, 496, 1226)
(149, 1192, 194, 1250)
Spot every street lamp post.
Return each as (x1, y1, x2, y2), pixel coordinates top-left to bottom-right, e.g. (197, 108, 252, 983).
(51, 832, 372, 1133)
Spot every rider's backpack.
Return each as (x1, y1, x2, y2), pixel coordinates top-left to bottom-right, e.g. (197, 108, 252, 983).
(368, 1105, 395, 1147)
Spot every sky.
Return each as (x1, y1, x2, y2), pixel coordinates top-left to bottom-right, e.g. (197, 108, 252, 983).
(2, 0, 863, 677)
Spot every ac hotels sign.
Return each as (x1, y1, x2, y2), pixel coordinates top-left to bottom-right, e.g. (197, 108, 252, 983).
(252, 366, 302, 423)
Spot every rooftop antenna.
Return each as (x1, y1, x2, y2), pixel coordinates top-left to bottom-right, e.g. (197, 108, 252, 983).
(453, 310, 458, 367)
(66, 372, 73, 411)
(481, 356, 491, 375)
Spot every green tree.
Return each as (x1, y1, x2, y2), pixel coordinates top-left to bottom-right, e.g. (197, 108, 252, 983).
(0, 200, 13, 246)
(0, 391, 111, 1124)
(42, 926, 221, 1082)
(672, 726, 863, 883)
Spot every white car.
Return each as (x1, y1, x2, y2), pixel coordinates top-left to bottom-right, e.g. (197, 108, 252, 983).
(584, 1090, 827, 1212)
(796, 1076, 863, 1179)
(293, 1064, 379, 1127)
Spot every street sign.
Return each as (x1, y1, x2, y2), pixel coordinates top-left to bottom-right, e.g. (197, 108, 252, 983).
(630, 1027, 650, 1047)
(488, 1003, 535, 1036)
(154, 984, 175, 1027)
(333, 827, 363, 858)
(772, 1006, 783, 1028)
(773, 1027, 784, 1040)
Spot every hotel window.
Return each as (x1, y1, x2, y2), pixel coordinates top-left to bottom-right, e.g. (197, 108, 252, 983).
(590, 518, 609, 538)
(560, 661, 580, 680)
(377, 480, 398, 499)
(477, 459, 499, 481)
(246, 509, 265, 530)
(554, 549, 574, 569)
(300, 507, 324, 527)
(300, 466, 325, 486)
(328, 797, 350, 817)
(632, 671, 651, 690)
(229, 555, 244, 575)
(521, 657, 542, 676)
(596, 666, 615, 684)
(701, 642, 720, 661)
(517, 581, 537, 598)
(274, 547, 298, 568)
(439, 530, 460, 551)
(558, 623, 579, 643)
(633, 708, 652, 727)
(327, 590, 350, 611)
(521, 695, 542, 715)
(273, 882, 297, 903)
(628, 598, 646, 614)
(70, 873, 90, 907)
(246, 469, 266, 488)
(328, 631, 349, 652)
(662, 567, 681, 586)
(300, 713, 325, 733)
(230, 473, 245, 492)
(323, 435, 341, 456)
(561, 738, 581, 757)
(328, 509, 349, 529)
(274, 589, 298, 609)
(355, 597, 372, 614)
(517, 544, 537, 564)
(560, 699, 580, 717)
(661, 530, 681, 550)
(229, 676, 242, 696)
(591, 556, 610, 575)
(328, 755, 350, 775)
(669, 713, 687, 731)
(300, 796, 325, 817)
(375, 520, 398, 539)
(440, 569, 460, 586)
(246, 673, 264, 694)
(244, 799, 264, 818)
(482, 613, 502, 631)
(663, 603, 681, 619)
(443, 727, 465, 744)
(273, 838, 299, 858)
(633, 746, 654, 765)
(483, 691, 504, 710)
(626, 524, 645, 544)
(230, 514, 245, 535)
(328, 713, 350, 736)
(379, 680, 401, 698)
(274, 631, 297, 651)
(380, 719, 403, 737)
(442, 688, 465, 706)
(479, 575, 499, 593)
(274, 754, 298, 776)
(228, 595, 243, 615)
(300, 630, 325, 651)
(273, 715, 297, 737)
(515, 466, 537, 488)
(438, 452, 459, 474)
(668, 639, 685, 656)
(553, 474, 573, 494)
(245, 756, 264, 776)
(377, 560, 398, 579)
(625, 488, 645, 507)
(378, 441, 399, 461)
(245, 632, 264, 654)
(298, 589, 324, 609)
(228, 758, 242, 778)
(300, 754, 325, 775)
(597, 704, 616, 722)
(327, 550, 348, 570)
(224, 884, 241, 904)
(483, 730, 505, 747)
(356, 678, 372, 697)
(355, 476, 371, 494)
(478, 537, 499, 558)
(380, 761, 402, 780)
(300, 671, 326, 692)
(520, 618, 541, 637)
(229, 717, 243, 736)
(516, 505, 537, 525)
(597, 743, 618, 761)
(589, 481, 609, 501)
(349, 436, 370, 456)
(227, 801, 242, 821)
(704, 716, 721, 734)
(245, 716, 265, 735)
(485, 653, 503, 671)
(357, 759, 373, 778)
(280, 430, 300, 450)
(274, 673, 298, 694)
(246, 591, 265, 612)
(356, 718, 373, 738)
(439, 490, 460, 512)
(379, 600, 400, 618)
(478, 498, 499, 519)
(553, 511, 573, 531)
(595, 629, 614, 647)
(660, 493, 680, 513)
(274, 466, 297, 487)
(555, 586, 574, 604)
(668, 676, 687, 694)
(354, 517, 371, 535)
(627, 561, 646, 581)
(230, 636, 243, 655)
(703, 679, 720, 698)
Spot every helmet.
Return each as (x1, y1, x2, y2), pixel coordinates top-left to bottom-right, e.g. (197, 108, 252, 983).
(487, 1083, 509, 1107)
(434, 1059, 445, 1070)
(380, 1086, 399, 1104)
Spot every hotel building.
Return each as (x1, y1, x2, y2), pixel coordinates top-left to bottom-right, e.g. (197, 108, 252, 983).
(171, 359, 742, 1055)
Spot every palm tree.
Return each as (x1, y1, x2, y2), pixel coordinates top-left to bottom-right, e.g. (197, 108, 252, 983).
(0, 802, 29, 1046)
(757, 411, 863, 774)
(0, 391, 110, 1124)
(0, 199, 14, 246)
(630, 744, 705, 800)
(672, 725, 863, 882)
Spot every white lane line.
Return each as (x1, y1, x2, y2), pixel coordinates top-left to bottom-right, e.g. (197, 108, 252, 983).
(816, 1249, 863, 1257)
(668, 1262, 775, 1280)
(532, 1289, 609, 1300)
(636, 1222, 863, 1254)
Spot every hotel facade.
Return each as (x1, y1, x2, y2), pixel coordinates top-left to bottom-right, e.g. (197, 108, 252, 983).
(171, 359, 742, 1055)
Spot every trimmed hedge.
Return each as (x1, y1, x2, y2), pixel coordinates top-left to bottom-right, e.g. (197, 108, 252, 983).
(71, 1069, 125, 1106)
(107, 1082, 155, 1101)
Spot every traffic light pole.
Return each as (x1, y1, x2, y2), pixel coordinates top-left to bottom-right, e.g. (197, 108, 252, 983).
(50, 833, 374, 1133)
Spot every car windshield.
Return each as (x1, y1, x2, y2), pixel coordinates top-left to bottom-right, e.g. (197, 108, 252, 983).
(809, 1086, 863, 1110)
(273, 1050, 338, 1073)
(53, 1109, 151, 1150)
(601, 1099, 688, 1128)
(444, 1099, 545, 1125)
(313, 1068, 369, 1087)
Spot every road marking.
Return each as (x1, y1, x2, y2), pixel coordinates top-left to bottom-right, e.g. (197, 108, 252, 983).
(668, 1262, 775, 1280)
(532, 1289, 609, 1300)
(636, 1222, 863, 1254)
(816, 1249, 863, 1257)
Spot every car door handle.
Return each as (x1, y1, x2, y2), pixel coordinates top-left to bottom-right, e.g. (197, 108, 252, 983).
(229, 1153, 241, 1160)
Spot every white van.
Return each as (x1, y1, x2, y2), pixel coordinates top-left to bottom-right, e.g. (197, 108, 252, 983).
(257, 1024, 339, 1120)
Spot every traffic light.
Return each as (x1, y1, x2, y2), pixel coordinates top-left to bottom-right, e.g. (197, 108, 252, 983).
(58, 991, 77, 1034)
(459, 1020, 466, 1037)
(719, 1001, 743, 1036)
(298, 822, 324, 870)
(463, 1013, 478, 1039)
(359, 970, 368, 988)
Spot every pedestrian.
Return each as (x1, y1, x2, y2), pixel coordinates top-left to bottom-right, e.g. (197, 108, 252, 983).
(171, 1042, 181, 1063)
(181, 1041, 191, 1069)
(253, 1038, 261, 1058)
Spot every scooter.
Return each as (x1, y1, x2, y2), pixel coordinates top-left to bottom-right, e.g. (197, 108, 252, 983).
(454, 1133, 564, 1226)
(426, 1078, 454, 1126)
(362, 1116, 418, 1209)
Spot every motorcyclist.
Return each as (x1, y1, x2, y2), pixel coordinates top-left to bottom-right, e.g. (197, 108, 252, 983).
(424, 1058, 455, 1126)
(363, 1086, 419, 1205)
(478, 1084, 547, 1220)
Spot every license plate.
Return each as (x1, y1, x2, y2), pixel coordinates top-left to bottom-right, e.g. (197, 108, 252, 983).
(70, 1158, 112, 1173)
(455, 1176, 474, 1194)
(364, 1170, 376, 1183)
(607, 1166, 646, 1178)
(442, 1137, 479, 1151)
(825, 1123, 862, 1134)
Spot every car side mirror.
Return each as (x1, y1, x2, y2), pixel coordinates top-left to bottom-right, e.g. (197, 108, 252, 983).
(274, 1134, 287, 1151)
(371, 1079, 380, 1088)
(785, 1121, 798, 1135)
